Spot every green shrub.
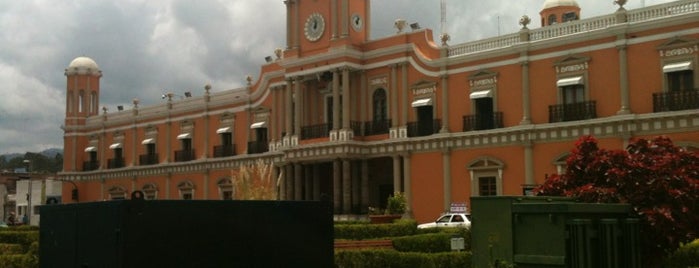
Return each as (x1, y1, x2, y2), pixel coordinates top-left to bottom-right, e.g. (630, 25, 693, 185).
(0, 231, 39, 250)
(664, 239, 699, 268)
(334, 249, 471, 268)
(398, 227, 471, 252)
(335, 219, 416, 240)
(0, 254, 38, 268)
(0, 243, 24, 255)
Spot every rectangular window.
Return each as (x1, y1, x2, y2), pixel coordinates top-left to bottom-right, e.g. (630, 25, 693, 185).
(182, 192, 192, 200)
(479, 176, 497, 196)
(667, 70, 694, 92)
(562, 85, 585, 104)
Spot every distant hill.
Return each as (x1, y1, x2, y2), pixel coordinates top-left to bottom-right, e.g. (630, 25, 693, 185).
(1, 148, 63, 160)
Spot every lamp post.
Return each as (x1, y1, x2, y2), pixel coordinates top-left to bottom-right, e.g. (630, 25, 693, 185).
(22, 159, 31, 225)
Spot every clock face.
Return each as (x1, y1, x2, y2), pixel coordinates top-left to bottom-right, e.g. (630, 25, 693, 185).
(304, 13, 325, 42)
(351, 14, 363, 32)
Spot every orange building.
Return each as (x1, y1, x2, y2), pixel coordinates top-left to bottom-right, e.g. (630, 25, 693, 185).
(60, 0, 699, 223)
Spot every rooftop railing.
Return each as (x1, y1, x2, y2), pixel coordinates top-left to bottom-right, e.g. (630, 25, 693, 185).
(447, 0, 699, 57)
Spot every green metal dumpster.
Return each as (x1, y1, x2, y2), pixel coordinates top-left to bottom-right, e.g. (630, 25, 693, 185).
(471, 196, 640, 268)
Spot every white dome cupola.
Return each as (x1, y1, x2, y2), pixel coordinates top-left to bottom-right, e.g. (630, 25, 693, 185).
(65, 56, 102, 77)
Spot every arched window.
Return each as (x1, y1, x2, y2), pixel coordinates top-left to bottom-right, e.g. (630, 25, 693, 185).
(467, 157, 505, 196)
(78, 91, 84, 113)
(177, 180, 195, 200)
(90, 92, 98, 114)
(217, 178, 234, 200)
(142, 183, 158, 200)
(107, 186, 127, 200)
(548, 14, 557, 25)
(373, 88, 387, 122)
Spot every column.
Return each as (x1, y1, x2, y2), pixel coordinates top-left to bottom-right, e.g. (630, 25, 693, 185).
(331, 0, 338, 39)
(342, 67, 351, 130)
(617, 45, 630, 114)
(520, 60, 532, 124)
(390, 65, 398, 128)
(524, 142, 535, 186)
(294, 77, 303, 136)
(165, 121, 171, 163)
(403, 154, 412, 216)
(442, 149, 452, 212)
(392, 155, 402, 192)
(440, 74, 449, 133)
(285, 0, 292, 48)
(341, 0, 349, 37)
(400, 63, 408, 126)
(333, 160, 342, 212)
(285, 164, 294, 200)
(313, 165, 321, 201)
(294, 163, 303, 201)
(332, 69, 341, 130)
(285, 79, 293, 136)
(293, 0, 299, 48)
(361, 160, 369, 213)
(360, 71, 367, 133)
(351, 161, 360, 212)
(271, 87, 278, 141)
(304, 165, 313, 200)
(342, 159, 352, 213)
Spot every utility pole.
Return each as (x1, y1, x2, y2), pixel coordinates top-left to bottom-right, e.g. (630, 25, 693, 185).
(22, 159, 32, 225)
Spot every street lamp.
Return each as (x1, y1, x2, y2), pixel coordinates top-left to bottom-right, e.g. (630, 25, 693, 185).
(22, 159, 32, 225)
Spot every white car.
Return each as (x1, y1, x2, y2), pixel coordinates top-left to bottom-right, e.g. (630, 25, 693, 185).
(417, 213, 472, 229)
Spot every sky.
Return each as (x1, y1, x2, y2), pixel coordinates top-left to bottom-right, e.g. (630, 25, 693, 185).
(0, 0, 676, 155)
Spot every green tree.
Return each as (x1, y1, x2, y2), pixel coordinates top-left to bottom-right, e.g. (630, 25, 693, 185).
(535, 136, 699, 265)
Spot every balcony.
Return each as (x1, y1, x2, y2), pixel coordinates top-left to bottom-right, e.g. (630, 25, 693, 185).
(462, 112, 503, 132)
(363, 119, 391, 136)
(350, 121, 362, 137)
(139, 154, 159, 166)
(548, 101, 597, 123)
(653, 90, 699, 112)
(107, 158, 125, 169)
(174, 149, 196, 162)
(301, 123, 331, 140)
(213, 144, 236, 158)
(407, 119, 441, 137)
(247, 141, 269, 154)
(82, 161, 99, 171)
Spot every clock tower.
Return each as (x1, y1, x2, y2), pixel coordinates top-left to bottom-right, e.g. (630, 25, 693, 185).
(284, 0, 369, 56)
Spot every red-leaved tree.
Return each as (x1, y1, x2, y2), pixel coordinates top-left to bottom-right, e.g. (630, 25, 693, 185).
(535, 135, 699, 264)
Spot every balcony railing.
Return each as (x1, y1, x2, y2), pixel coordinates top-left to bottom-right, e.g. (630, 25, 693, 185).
(247, 141, 269, 154)
(213, 144, 236, 158)
(350, 121, 362, 137)
(462, 112, 504, 132)
(139, 154, 159, 166)
(549, 101, 597, 123)
(82, 161, 99, 171)
(407, 119, 441, 137)
(653, 90, 699, 112)
(301, 123, 331, 140)
(107, 158, 125, 169)
(174, 149, 196, 162)
(363, 119, 391, 136)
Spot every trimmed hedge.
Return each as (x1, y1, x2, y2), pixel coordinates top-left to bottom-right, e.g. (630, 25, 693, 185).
(0, 254, 38, 268)
(0, 243, 24, 255)
(334, 249, 471, 268)
(0, 231, 39, 251)
(663, 239, 699, 268)
(335, 220, 417, 240)
(392, 230, 471, 253)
